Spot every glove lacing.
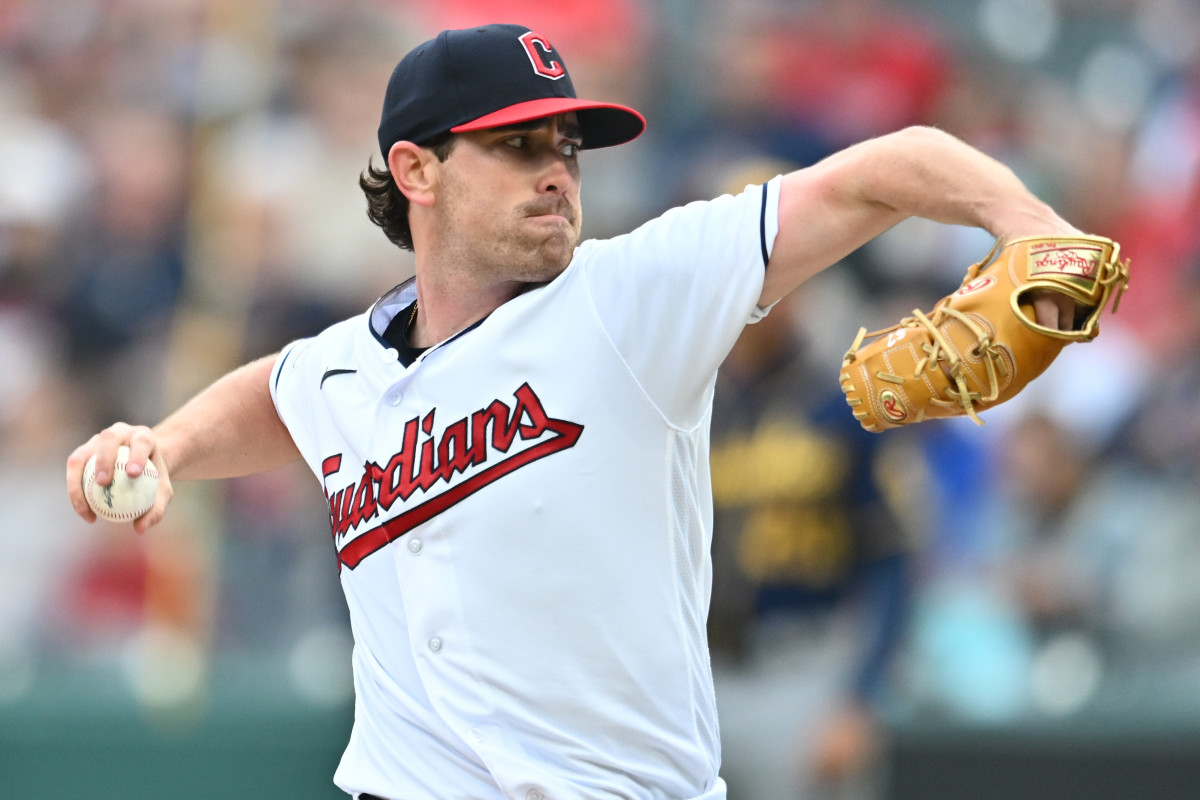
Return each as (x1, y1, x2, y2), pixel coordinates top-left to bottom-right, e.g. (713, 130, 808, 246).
(911, 307, 1007, 425)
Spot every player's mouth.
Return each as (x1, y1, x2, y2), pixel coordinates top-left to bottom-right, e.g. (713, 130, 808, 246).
(520, 199, 575, 225)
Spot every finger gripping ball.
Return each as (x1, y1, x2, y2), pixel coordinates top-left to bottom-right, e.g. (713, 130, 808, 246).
(83, 445, 159, 522)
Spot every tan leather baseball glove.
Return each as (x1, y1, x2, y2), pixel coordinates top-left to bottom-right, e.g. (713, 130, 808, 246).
(840, 234, 1131, 432)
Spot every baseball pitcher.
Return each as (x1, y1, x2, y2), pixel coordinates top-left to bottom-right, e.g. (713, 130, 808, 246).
(66, 23, 1128, 800)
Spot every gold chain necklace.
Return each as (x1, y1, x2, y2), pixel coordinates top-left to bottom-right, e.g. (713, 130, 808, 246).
(405, 299, 418, 342)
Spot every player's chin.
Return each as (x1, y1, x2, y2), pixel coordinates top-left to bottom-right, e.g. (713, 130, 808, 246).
(526, 231, 577, 277)
(522, 254, 571, 284)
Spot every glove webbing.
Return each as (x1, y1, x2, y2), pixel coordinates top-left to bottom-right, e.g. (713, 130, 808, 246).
(846, 307, 1006, 426)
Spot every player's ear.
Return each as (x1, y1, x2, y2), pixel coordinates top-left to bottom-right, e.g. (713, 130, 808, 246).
(388, 141, 437, 208)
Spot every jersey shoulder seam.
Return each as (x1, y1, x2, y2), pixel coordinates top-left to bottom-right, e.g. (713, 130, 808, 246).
(575, 255, 697, 434)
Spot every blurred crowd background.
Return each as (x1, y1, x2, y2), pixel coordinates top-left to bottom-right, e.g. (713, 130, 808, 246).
(1, 0, 1199, 798)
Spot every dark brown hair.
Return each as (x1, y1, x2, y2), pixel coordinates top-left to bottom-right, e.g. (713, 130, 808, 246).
(359, 132, 456, 252)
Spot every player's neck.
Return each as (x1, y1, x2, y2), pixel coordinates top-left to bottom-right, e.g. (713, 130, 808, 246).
(408, 271, 530, 348)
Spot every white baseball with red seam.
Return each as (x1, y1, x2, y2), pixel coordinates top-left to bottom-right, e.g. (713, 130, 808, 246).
(83, 445, 159, 522)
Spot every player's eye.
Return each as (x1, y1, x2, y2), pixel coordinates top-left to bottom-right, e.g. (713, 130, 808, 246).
(504, 135, 528, 149)
(560, 142, 581, 159)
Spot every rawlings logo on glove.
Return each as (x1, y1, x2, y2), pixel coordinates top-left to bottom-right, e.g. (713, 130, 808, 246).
(840, 235, 1131, 431)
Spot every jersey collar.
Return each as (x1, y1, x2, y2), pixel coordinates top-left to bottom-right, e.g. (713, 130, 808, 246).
(367, 276, 491, 368)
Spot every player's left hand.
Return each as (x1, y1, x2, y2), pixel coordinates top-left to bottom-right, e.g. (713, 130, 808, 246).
(840, 233, 1130, 430)
(1006, 219, 1084, 332)
(1030, 289, 1078, 331)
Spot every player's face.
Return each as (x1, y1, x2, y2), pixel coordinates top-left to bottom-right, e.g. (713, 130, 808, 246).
(433, 114, 583, 283)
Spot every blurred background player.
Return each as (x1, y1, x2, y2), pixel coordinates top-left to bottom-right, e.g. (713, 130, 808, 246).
(709, 293, 915, 800)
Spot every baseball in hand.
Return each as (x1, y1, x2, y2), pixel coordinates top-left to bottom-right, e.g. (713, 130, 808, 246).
(83, 446, 159, 523)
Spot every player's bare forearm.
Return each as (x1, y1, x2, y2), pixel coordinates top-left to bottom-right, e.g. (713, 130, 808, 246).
(762, 126, 1079, 306)
(154, 354, 300, 481)
(66, 354, 299, 532)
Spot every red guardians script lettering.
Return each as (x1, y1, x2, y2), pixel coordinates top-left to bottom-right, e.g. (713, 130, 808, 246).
(321, 383, 583, 570)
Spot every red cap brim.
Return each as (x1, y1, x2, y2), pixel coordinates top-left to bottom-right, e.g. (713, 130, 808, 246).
(450, 97, 645, 149)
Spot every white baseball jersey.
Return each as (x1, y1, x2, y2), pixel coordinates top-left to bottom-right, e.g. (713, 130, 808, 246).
(270, 178, 781, 800)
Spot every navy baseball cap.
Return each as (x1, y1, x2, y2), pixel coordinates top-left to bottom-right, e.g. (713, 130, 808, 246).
(377, 23, 646, 158)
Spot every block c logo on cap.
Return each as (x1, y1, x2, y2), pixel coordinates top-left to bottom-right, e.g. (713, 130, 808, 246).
(519, 30, 566, 79)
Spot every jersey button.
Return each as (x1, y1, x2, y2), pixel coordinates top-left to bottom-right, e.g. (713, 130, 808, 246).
(428, 637, 443, 653)
(468, 727, 484, 743)
(526, 790, 544, 800)
(386, 390, 403, 406)
(407, 538, 422, 554)
(382, 348, 399, 363)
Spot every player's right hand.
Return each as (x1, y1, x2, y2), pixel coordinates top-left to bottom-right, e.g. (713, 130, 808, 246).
(66, 422, 174, 534)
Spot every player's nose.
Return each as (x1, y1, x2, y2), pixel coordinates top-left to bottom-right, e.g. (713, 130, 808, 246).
(538, 155, 576, 196)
